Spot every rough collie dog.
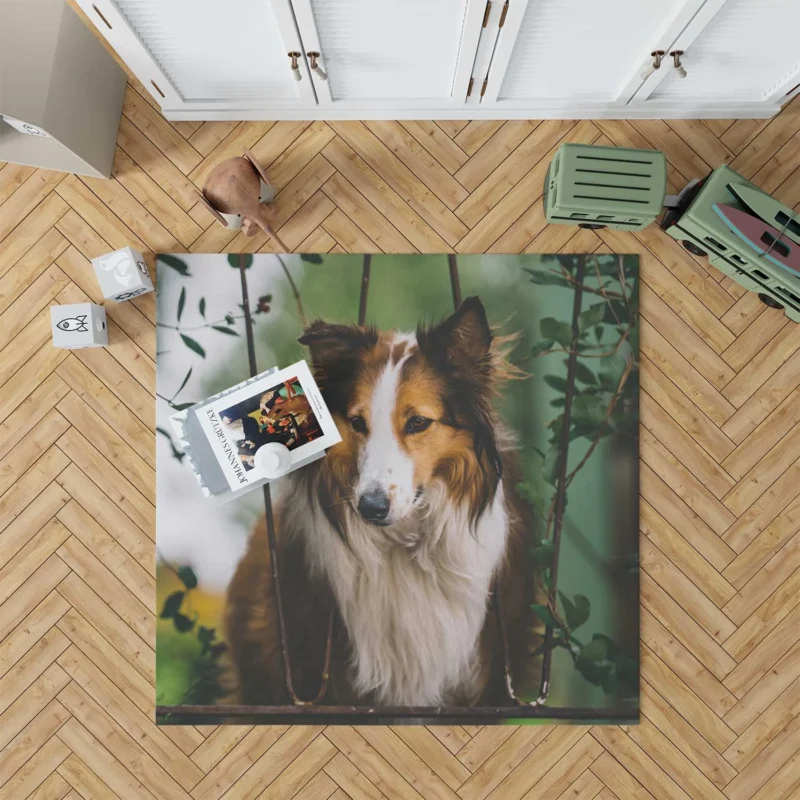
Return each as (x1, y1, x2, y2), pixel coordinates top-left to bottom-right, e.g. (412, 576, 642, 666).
(226, 297, 544, 707)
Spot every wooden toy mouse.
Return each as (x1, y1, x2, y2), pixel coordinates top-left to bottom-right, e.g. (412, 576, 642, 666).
(197, 149, 288, 251)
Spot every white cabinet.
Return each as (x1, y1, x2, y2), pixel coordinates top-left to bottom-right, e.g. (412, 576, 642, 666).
(76, 0, 800, 120)
(481, 0, 705, 106)
(632, 0, 800, 110)
(290, 0, 486, 108)
(80, 0, 316, 111)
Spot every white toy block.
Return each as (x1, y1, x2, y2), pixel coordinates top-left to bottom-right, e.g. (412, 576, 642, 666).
(51, 303, 107, 349)
(91, 246, 154, 302)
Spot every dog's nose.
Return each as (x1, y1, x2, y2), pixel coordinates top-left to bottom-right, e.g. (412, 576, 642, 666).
(358, 488, 391, 523)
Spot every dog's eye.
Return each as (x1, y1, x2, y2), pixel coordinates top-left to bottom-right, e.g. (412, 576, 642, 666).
(348, 414, 367, 434)
(405, 415, 432, 434)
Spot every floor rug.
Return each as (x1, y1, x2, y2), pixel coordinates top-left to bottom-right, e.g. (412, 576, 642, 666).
(155, 252, 639, 725)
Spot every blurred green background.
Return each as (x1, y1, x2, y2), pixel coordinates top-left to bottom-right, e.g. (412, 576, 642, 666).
(156, 253, 639, 717)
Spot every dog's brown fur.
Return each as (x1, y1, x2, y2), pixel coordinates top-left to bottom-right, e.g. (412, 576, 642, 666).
(225, 464, 544, 705)
(225, 299, 544, 706)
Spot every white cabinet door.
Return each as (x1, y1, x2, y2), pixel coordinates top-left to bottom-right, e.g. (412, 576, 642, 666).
(636, 0, 800, 109)
(289, 0, 486, 108)
(75, 0, 315, 112)
(481, 0, 707, 111)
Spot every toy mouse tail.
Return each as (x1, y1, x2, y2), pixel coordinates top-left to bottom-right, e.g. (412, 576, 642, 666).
(254, 209, 288, 252)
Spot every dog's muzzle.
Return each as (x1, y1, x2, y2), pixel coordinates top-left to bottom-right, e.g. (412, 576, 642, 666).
(357, 487, 391, 525)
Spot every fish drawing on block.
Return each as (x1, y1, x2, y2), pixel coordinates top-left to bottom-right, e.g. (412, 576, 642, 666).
(712, 204, 800, 276)
(56, 315, 89, 333)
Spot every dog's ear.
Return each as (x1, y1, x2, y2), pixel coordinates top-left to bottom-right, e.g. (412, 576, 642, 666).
(422, 296, 492, 371)
(298, 322, 377, 371)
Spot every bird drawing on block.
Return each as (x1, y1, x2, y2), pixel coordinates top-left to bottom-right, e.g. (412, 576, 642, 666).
(198, 149, 288, 252)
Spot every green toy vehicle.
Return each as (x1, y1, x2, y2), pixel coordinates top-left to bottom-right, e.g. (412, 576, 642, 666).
(543, 143, 667, 231)
(660, 165, 800, 322)
(544, 143, 800, 322)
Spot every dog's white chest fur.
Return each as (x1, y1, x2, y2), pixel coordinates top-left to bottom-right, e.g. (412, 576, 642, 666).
(287, 485, 509, 706)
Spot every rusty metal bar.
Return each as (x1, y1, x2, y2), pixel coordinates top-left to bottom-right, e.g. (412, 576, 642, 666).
(447, 254, 462, 308)
(359, 254, 371, 325)
(157, 702, 635, 722)
(238, 254, 332, 705)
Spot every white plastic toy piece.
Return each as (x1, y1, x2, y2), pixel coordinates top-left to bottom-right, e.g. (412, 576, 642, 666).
(92, 246, 154, 302)
(254, 442, 292, 479)
(50, 302, 107, 349)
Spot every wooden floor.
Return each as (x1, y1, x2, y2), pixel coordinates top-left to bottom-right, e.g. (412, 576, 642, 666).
(2, 70, 800, 800)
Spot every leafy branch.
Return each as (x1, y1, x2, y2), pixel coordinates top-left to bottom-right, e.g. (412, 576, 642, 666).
(517, 253, 639, 698)
(532, 591, 637, 696)
(158, 559, 227, 705)
(277, 254, 308, 328)
(155, 253, 315, 361)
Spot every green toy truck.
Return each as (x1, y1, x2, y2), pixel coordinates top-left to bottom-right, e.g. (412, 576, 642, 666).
(544, 143, 800, 322)
(659, 165, 800, 322)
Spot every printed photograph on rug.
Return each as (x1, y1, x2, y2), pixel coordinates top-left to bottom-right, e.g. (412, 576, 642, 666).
(216, 374, 322, 470)
(154, 252, 640, 725)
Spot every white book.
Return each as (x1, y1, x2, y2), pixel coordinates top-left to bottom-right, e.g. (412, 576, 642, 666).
(171, 360, 341, 502)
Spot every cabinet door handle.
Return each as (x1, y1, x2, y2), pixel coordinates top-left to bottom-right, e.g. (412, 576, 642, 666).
(307, 52, 328, 81)
(670, 50, 687, 79)
(288, 51, 302, 81)
(641, 50, 665, 81)
(92, 4, 113, 29)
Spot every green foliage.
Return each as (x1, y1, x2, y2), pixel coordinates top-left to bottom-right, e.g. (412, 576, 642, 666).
(529, 539, 555, 569)
(572, 360, 597, 385)
(156, 427, 185, 463)
(530, 603, 559, 628)
(175, 367, 192, 397)
(578, 303, 605, 331)
(539, 317, 572, 348)
(559, 591, 590, 630)
(543, 375, 568, 392)
(180, 334, 206, 358)
(528, 591, 638, 697)
(571, 394, 607, 425)
(159, 254, 191, 276)
(531, 339, 555, 357)
(542, 445, 561, 486)
(158, 269, 269, 361)
(173, 613, 194, 632)
(519, 252, 639, 699)
(177, 566, 197, 589)
(159, 565, 227, 706)
(161, 591, 184, 619)
(227, 254, 253, 269)
(524, 268, 570, 287)
(575, 634, 638, 695)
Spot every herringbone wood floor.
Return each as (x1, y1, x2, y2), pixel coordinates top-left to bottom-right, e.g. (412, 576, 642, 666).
(3, 42, 800, 799)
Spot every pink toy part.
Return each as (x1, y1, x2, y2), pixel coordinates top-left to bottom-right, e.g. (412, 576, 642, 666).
(713, 204, 800, 275)
(726, 183, 800, 246)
